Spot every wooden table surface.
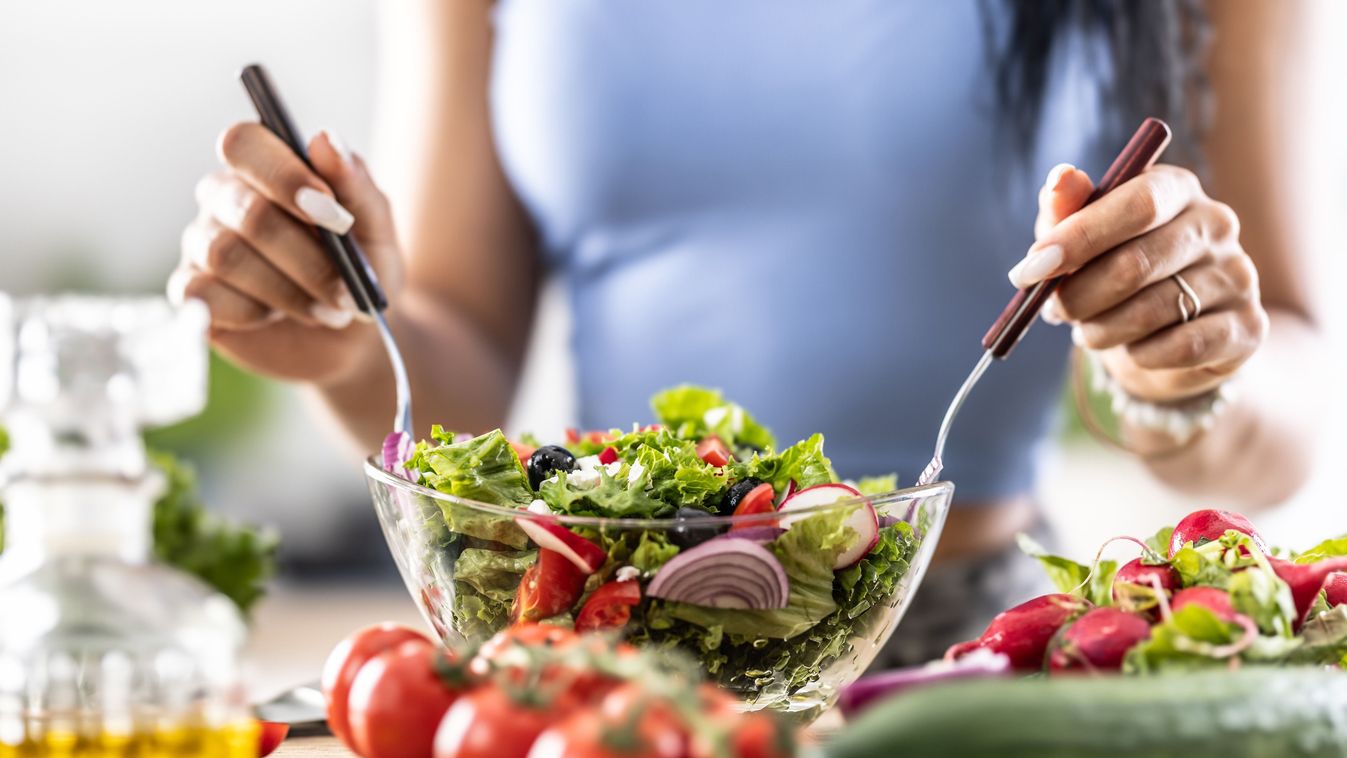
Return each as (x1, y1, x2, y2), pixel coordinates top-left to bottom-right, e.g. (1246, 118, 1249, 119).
(275, 737, 350, 756)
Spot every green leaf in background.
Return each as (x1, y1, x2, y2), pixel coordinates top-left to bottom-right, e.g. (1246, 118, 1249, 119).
(1017, 533, 1118, 607)
(1295, 537, 1347, 564)
(650, 386, 776, 451)
(148, 451, 278, 615)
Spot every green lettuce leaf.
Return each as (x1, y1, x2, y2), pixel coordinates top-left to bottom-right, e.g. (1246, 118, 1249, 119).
(627, 431, 729, 511)
(629, 531, 680, 572)
(1296, 537, 1347, 565)
(855, 474, 899, 497)
(450, 548, 535, 639)
(541, 469, 674, 519)
(412, 427, 533, 506)
(1017, 533, 1117, 607)
(733, 433, 836, 494)
(1124, 604, 1238, 673)
(650, 386, 775, 450)
(1229, 565, 1298, 637)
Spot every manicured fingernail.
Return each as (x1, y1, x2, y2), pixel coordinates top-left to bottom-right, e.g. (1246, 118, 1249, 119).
(295, 187, 354, 234)
(1008, 244, 1064, 288)
(1045, 163, 1075, 193)
(310, 302, 353, 329)
(321, 129, 353, 165)
(334, 289, 358, 313)
(166, 269, 192, 307)
(1071, 325, 1086, 347)
(1041, 297, 1064, 326)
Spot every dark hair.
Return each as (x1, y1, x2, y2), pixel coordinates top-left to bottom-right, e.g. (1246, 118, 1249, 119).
(981, 0, 1211, 169)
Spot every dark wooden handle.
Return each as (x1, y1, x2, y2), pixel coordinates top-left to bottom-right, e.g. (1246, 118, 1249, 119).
(239, 64, 388, 314)
(981, 118, 1173, 358)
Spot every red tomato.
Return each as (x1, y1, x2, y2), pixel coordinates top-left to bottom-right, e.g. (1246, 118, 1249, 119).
(434, 686, 568, 758)
(528, 691, 686, 758)
(566, 428, 617, 445)
(347, 639, 462, 758)
(476, 624, 579, 666)
(729, 483, 777, 530)
(696, 436, 732, 467)
(598, 446, 619, 465)
(725, 714, 795, 758)
(320, 623, 431, 744)
(512, 549, 588, 623)
(511, 440, 538, 462)
(256, 720, 289, 757)
(575, 580, 642, 632)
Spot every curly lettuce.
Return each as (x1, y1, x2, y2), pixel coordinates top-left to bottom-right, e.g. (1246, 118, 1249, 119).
(650, 386, 775, 451)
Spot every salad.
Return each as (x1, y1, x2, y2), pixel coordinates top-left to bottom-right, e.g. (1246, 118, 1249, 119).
(382, 386, 923, 707)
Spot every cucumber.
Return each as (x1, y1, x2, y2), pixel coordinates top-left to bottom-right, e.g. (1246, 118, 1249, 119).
(826, 668, 1347, 758)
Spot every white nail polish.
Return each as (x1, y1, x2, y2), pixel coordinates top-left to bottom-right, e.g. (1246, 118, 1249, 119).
(334, 289, 359, 313)
(166, 268, 193, 307)
(321, 129, 353, 165)
(1008, 244, 1064, 288)
(1041, 298, 1064, 326)
(1071, 325, 1086, 347)
(1045, 163, 1075, 191)
(311, 302, 354, 329)
(295, 187, 355, 234)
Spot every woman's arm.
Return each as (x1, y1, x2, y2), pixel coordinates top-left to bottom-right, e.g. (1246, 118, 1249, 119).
(1136, 0, 1324, 505)
(1022, 1, 1324, 506)
(317, 0, 540, 449)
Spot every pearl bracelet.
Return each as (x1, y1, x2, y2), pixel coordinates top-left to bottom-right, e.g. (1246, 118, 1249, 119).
(1082, 349, 1237, 446)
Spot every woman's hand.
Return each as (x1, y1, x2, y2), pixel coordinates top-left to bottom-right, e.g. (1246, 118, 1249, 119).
(168, 125, 404, 385)
(1019, 163, 1268, 402)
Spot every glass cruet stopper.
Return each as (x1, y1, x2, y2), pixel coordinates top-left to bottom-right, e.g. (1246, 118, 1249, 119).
(0, 294, 254, 755)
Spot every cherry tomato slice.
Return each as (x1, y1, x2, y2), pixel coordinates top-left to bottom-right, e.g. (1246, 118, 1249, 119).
(729, 483, 777, 530)
(256, 720, 289, 757)
(695, 436, 732, 467)
(575, 580, 642, 632)
(512, 549, 587, 623)
(598, 446, 619, 465)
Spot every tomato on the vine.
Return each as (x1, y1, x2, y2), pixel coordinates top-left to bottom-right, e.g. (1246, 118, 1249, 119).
(347, 639, 462, 758)
(319, 623, 430, 743)
(434, 685, 571, 758)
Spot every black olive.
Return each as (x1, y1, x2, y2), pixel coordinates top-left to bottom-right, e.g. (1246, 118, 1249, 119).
(670, 507, 724, 548)
(527, 445, 577, 490)
(721, 477, 765, 515)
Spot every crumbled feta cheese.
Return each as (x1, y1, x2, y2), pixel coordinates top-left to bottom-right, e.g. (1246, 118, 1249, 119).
(627, 461, 646, 486)
(730, 406, 745, 433)
(615, 566, 641, 582)
(528, 499, 551, 515)
(567, 468, 601, 489)
(575, 455, 601, 472)
(703, 406, 729, 429)
(603, 461, 624, 477)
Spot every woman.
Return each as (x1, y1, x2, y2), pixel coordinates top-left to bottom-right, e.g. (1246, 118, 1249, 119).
(169, 1, 1322, 664)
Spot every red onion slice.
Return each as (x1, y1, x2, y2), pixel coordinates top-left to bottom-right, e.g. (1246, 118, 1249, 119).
(647, 539, 789, 609)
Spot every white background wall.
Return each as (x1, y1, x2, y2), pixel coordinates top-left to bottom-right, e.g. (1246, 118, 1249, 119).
(1, 1, 1342, 565)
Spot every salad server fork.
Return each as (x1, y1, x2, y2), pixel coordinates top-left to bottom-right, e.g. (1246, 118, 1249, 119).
(916, 117, 1172, 486)
(240, 64, 413, 437)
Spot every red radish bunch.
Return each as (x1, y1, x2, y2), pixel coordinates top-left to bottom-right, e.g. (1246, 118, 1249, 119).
(1168, 509, 1269, 558)
(1048, 608, 1152, 672)
(1170, 587, 1238, 621)
(1110, 559, 1180, 614)
(944, 593, 1091, 671)
(1269, 556, 1347, 628)
(1325, 573, 1347, 607)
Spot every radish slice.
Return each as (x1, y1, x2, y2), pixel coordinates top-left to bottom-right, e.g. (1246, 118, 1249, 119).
(647, 539, 789, 609)
(779, 483, 879, 569)
(381, 431, 416, 481)
(513, 517, 605, 574)
(775, 479, 797, 506)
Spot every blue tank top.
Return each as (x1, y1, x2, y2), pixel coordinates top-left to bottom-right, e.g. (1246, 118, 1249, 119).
(489, 0, 1112, 501)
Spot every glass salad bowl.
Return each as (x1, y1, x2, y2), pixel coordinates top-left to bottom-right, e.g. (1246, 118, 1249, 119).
(364, 459, 952, 720)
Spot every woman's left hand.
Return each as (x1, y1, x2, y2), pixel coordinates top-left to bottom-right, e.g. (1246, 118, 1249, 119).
(1017, 163, 1268, 402)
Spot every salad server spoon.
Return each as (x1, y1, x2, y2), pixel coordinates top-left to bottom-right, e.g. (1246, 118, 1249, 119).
(240, 64, 413, 437)
(917, 117, 1172, 486)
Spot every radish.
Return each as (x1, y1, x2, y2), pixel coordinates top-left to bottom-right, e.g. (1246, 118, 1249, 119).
(513, 516, 606, 574)
(1325, 573, 1347, 607)
(944, 593, 1091, 672)
(775, 479, 798, 506)
(1168, 509, 1268, 558)
(1268, 557, 1347, 626)
(779, 483, 878, 569)
(1171, 587, 1238, 621)
(1048, 607, 1151, 673)
(1111, 559, 1180, 613)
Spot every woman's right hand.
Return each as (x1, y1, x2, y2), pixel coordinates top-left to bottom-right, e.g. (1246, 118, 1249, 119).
(169, 124, 404, 385)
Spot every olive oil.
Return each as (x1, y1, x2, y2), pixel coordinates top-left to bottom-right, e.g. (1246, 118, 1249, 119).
(0, 720, 257, 757)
